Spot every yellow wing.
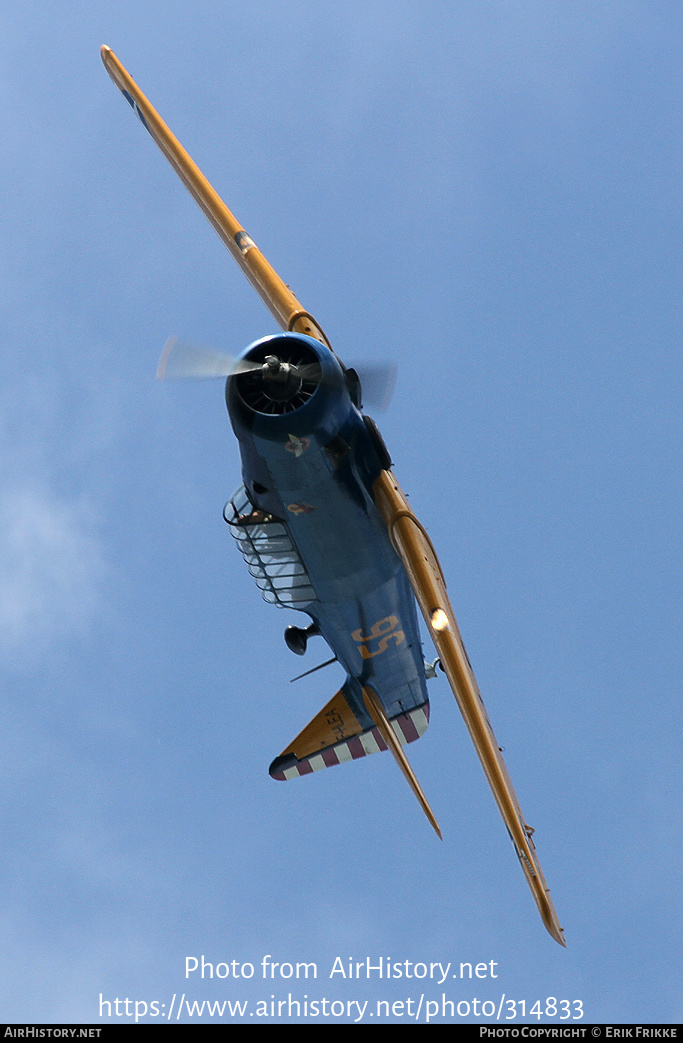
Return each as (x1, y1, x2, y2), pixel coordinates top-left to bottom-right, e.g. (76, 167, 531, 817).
(100, 46, 330, 348)
(373, 471, 565, 945)
(102, 46, 564, 945)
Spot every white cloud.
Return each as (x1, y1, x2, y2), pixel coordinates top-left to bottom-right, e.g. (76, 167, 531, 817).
(0, 485, 106, 657)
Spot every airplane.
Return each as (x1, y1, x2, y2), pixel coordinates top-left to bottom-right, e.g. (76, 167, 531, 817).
(101, 45, 565, 946)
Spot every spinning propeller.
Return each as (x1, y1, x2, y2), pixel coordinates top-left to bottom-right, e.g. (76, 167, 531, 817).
(156, 337, 396, 411)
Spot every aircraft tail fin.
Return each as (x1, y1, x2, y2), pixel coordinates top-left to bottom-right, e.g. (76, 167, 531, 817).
(361, 685, 441, 838)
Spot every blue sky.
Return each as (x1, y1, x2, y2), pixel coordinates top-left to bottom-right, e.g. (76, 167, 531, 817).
(1, 1, 680, 1025)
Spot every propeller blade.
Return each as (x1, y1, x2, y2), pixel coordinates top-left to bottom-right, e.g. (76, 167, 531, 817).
(156, 338, 262, 380)
(373, 469, 566, 946)
(157, 340, 397, 411)
(354, 363, 397, 411)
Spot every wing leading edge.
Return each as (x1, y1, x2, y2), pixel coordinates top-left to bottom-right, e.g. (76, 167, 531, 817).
(100, 46, 330, 348)
(373, 471, 565, 945)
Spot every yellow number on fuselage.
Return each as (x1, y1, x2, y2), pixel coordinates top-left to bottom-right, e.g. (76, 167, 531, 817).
(351, 615, 405, 659)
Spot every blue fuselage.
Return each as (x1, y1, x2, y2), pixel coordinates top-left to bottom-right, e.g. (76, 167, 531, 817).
(226, 333, 428, 732)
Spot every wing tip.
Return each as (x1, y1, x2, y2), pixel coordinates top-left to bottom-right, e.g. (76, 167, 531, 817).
(268, 753, 297, 780)
(540, 896, 566, 947)
(100, 45, 126, 92)
(550, 919, 567, 947)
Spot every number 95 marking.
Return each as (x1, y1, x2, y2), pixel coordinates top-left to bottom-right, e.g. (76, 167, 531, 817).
(351, 615, 405, 659)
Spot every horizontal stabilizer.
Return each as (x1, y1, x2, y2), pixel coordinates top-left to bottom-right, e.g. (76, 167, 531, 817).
(270, 683, 429, 780)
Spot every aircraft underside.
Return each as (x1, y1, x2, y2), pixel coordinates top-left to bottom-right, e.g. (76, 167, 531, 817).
(102, 45, 566, 943)
(224, 411, 432, 782)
